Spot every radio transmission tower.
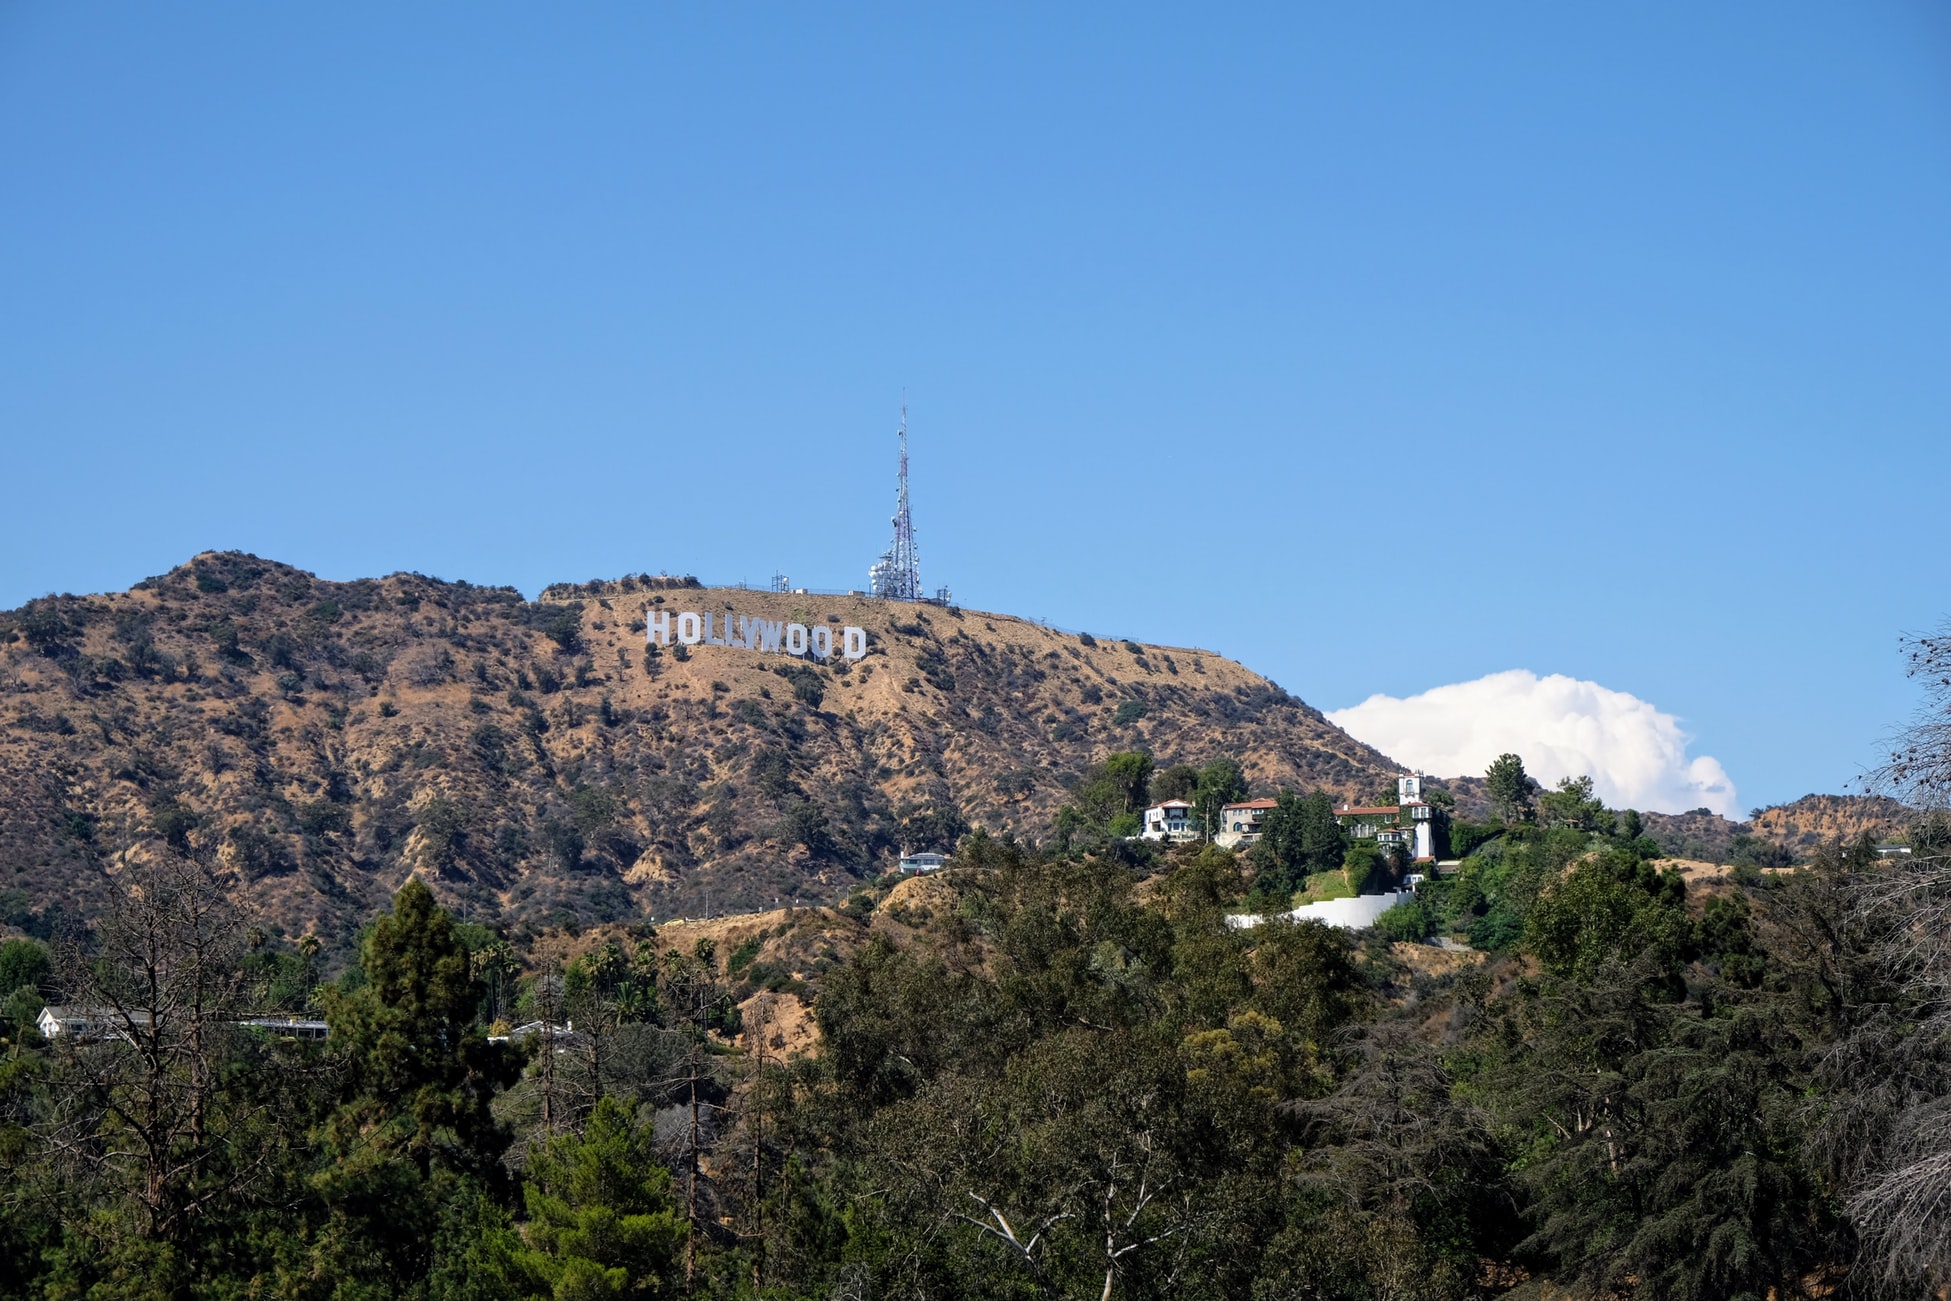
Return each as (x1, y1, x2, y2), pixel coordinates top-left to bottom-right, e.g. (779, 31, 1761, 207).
(868, 407, 923, 600)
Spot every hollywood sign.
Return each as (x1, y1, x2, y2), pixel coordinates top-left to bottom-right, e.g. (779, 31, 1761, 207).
(644, 609, 868, 661)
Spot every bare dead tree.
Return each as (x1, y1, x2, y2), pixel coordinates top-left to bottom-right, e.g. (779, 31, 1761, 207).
(1087, 1133, 1184, 1301)
(652, 938, 735, 1297)
(930, 1092, 1191, 1300)
(42, 852, 267, 1244)
(1867, 624, 1951, 809)
(743, 996, 771, 1294)
(952, 1193, 1068, 1297)
(1834, 622, 1951, 1293)
(560, 959, 623, 1134)
(534, 954, 564, 1144)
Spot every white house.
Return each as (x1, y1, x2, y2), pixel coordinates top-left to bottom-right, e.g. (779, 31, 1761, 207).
(36, 1005, 100, 1039)
(1334, 774, 1437, 863)
(237, 1015, 330, 1041)
(1141, 799, 1197, 843)
(899, 851, 948, 872)
(40, 1006, 329, 1042)
(491, 1020, 576, 1044)
(36, 1005, 155, 1042)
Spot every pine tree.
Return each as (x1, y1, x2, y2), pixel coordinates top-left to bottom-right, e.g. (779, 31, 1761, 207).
(313, 879, 523, 1288)
(323, 878, 519, 1182)
(1485, 753, 1535, 824)
(515, 1097, 687, 1298)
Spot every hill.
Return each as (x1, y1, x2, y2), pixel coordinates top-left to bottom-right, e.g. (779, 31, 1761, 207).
(1749, 792, 1914, 852)
(0, 552, 1404, 946)
(1440, 774, 1911, 864)
(1629, 795, 1913, 864)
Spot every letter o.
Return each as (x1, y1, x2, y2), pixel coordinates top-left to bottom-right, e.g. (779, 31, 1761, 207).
(677, 612, 702, 645)
(785, 623, 808, 656)
(811, 625, 832, 659)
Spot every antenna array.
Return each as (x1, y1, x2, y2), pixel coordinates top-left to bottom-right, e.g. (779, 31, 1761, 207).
(868, 406, 923, 601)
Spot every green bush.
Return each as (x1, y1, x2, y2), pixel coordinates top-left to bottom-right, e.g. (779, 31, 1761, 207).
(0, 937, 50, 998)
(1343, 841, 1385, 894)
(727, 936, 762, 975)
(1371, 898, 1432, 942)
(1448, 820, 1504, 858)
(1467, 907, 1524, 950)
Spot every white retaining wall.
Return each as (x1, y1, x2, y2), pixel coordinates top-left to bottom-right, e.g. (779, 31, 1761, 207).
(1225, 891, 1414, 932)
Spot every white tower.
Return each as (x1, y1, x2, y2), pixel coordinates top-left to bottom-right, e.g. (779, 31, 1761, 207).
(868, 407, 922, 601)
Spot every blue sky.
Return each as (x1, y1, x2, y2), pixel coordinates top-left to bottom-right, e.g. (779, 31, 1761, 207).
(3, 4, 1947, 812)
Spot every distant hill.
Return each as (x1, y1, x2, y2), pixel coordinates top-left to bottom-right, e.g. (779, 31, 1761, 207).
(1440, 774, 1911, 864)
(1748, 793, 1915, 853)
(1620, 796, 1914, 864)
(0, 553, 1405, 946)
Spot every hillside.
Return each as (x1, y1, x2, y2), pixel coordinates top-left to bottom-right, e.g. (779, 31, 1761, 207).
(1440, 774, 1911, 864)
(1749, 792, 1914, 852)
(0, 552, 1403, 946)
(1628, 795, 1912, 864)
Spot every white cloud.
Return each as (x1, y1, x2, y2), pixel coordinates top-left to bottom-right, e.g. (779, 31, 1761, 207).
(1325, 670, 1739, 817)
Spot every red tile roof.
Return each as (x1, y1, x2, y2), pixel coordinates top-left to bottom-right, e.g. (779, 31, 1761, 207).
(1223, 798, 1279, 810)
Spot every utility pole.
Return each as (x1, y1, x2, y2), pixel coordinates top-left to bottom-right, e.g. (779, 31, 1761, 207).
(686, 1036, 701, 1296)
(538, 955, 560, 1139)
(681, 965, 714, 1298)
(748, 1000, 767, 1294)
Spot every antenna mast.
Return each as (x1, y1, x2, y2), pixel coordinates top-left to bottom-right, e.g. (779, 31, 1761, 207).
(869, 403, 922, 600)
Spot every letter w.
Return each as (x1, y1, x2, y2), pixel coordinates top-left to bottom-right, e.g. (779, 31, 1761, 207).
(752, 619, 783, 652)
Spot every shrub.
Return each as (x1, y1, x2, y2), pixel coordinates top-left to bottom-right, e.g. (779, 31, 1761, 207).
(916, 650, 956, 693)
(470, 724, 510, 775)
(1342, 841, 1385, 894)
(727, 936, 762, 975)
(19, 603, 76, 658)
(297, 800, 352, 836)
(774, 665, 823, 707)
(1371, 898, 1432, 943)
(1112, 700, 1147, 727)
(525, 603, 584, 654)
(0, 938, 51, 998)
